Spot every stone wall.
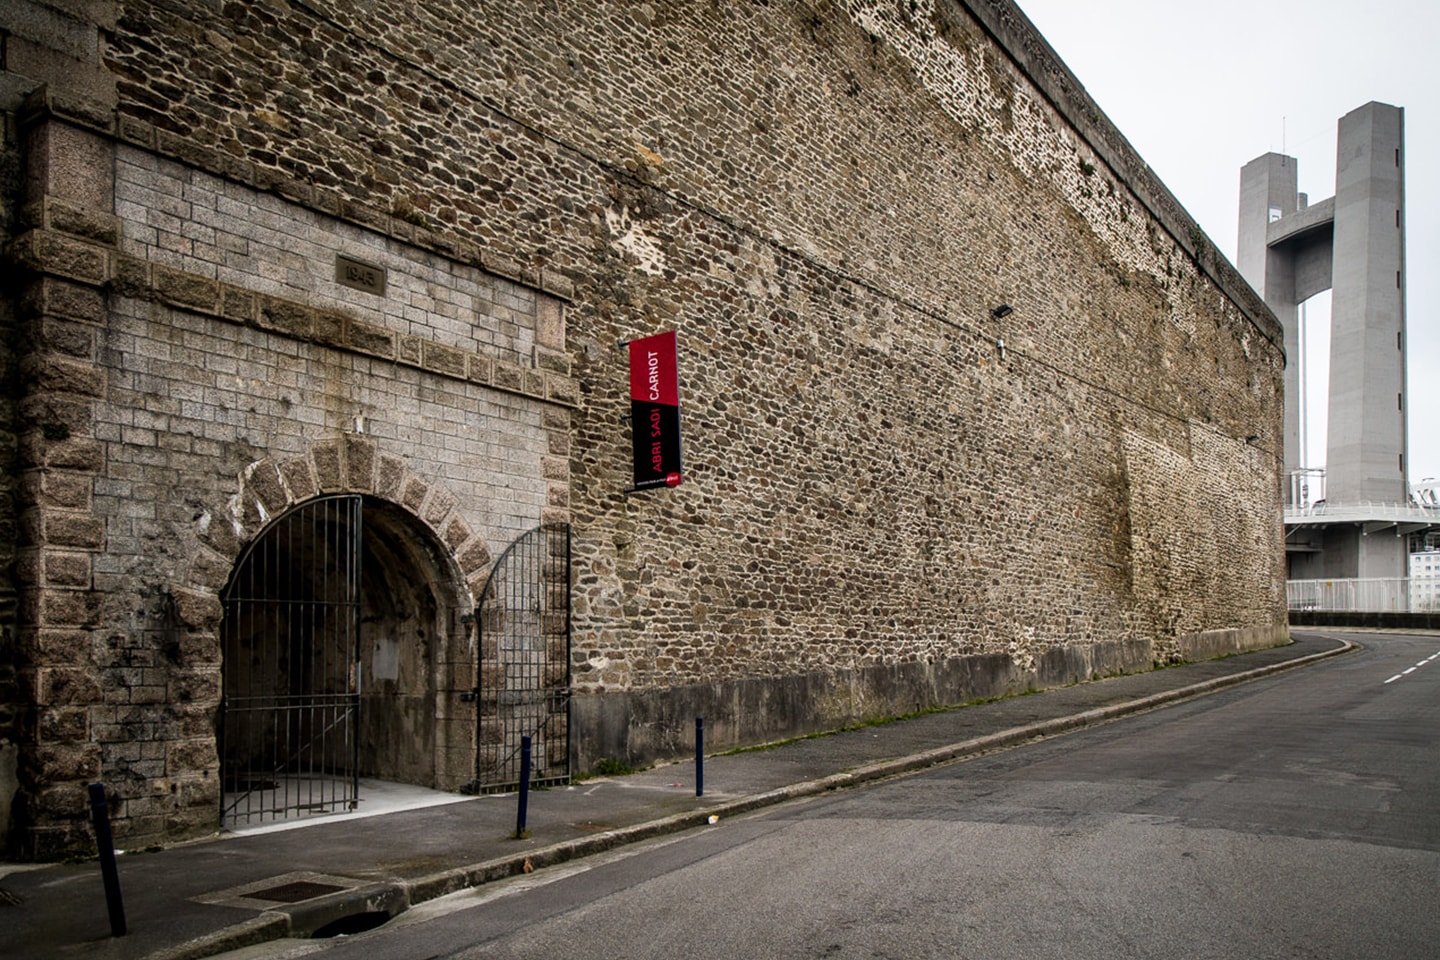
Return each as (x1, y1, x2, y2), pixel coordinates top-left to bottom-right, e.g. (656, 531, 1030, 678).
(2, 81, 575, 853)
(0, 110, 22, 855)
(1, 0, 119, 855)
(1, 0, 1289, 854)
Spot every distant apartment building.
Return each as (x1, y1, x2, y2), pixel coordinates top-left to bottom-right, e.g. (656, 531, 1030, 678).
(1411, 551, 1440, 612)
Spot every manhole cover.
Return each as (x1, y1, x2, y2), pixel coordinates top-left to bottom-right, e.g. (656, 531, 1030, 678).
(246, 881, 345, 903)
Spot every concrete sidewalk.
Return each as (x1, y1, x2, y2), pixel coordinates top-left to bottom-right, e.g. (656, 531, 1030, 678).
(3, 633, 1352, 960)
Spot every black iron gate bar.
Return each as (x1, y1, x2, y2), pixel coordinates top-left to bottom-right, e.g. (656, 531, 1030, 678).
(220, 495, 363, 827)
(469, 522, 572, 793)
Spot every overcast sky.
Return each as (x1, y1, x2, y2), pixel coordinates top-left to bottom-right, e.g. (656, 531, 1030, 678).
(1017, 0, 1439, 492)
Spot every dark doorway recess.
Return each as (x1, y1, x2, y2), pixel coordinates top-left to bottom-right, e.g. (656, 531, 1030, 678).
(220, 495, 472, 828)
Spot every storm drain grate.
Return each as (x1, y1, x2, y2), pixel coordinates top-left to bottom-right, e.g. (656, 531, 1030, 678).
(246, 881, 345, 903)
(192, 872, 363, 911)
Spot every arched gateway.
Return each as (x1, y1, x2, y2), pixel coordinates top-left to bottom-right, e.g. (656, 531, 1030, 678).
(202, 440, 574, 828)
(215, 477, 572, 828)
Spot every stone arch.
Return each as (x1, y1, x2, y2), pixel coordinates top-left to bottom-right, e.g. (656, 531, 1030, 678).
(190, 436, 494, 591)
(178, 435, 500, 812)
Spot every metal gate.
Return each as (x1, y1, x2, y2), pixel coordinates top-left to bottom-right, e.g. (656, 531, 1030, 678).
(469, 523, 572, 792)
(220, 495, 363, 827)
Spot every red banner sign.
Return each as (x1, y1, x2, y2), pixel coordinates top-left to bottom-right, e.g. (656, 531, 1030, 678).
(627, 331, 684, 490)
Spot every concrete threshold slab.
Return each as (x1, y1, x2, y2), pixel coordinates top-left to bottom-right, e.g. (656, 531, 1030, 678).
(224, 779, 475, 838)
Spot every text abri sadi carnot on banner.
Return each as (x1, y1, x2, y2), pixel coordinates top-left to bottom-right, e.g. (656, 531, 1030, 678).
(625, 330, 684, 492)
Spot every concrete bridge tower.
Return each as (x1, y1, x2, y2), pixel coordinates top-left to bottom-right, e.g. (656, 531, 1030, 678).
(1239, 102, 1432, 580)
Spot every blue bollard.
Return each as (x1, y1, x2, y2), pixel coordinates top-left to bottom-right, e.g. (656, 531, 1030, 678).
(695, 717, 704, 798)
(87, 783, 127, 937)
(516, 735, 532, 837)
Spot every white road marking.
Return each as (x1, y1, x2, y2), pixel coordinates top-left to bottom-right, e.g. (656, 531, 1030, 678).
(1382, 650, 1440, 685)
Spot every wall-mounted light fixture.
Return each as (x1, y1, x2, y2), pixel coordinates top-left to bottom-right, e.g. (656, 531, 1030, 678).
(991, 305, 1012, 361)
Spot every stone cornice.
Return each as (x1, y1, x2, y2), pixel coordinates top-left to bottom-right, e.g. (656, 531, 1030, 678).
(5, 226, 579, 410)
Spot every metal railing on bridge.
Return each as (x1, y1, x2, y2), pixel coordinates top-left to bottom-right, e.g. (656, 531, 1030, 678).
(1287, 577, 1440, 613)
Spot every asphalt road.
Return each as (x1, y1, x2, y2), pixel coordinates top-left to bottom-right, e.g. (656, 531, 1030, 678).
(228, 632, 1440, 960)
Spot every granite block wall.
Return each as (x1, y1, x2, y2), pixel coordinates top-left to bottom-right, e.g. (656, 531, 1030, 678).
(1, 87, 574, 852)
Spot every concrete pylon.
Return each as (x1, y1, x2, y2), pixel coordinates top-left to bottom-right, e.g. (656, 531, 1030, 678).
(1237, 152, 1304, 481)
(1239, 102, 1417, 580)
(1238, 101, 1407, 504)
(1328, 103, 1406, 505)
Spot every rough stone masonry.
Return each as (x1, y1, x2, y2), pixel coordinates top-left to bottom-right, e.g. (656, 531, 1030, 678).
(0, 0, 1287, 857)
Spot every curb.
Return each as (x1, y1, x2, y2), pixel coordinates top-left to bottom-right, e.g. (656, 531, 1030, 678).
(154, 638, 1354, 960)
